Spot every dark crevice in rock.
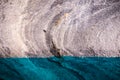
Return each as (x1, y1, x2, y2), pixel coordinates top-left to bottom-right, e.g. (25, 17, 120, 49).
(2, 47, 11, 54)
(50, 0, 70, 9)
(45, 10, 72, 57)
(118, 50, 120, 53)
(43, 30, 46, 33)
(0, 47, 11, 57)
(50, 0, 64, 9)
(50, 40, 61, 58)
(87, 47, 96, 56)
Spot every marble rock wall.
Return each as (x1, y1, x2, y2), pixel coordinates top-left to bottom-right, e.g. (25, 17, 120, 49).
(0, 0, 120, 57)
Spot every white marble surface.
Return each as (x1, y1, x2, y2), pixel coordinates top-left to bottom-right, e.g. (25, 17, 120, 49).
(0, 0, 120, 57)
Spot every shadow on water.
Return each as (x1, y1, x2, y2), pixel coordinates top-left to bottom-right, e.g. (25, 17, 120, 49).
(0, 56, 120, 80)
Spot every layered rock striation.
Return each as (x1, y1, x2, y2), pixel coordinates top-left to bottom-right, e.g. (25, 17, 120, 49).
(0, 0, 120, 57)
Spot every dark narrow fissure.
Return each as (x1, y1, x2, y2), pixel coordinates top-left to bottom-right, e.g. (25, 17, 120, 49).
(50, 40, 61, 58)
(44, 10, 72, 58)
(50, 0, 71, 9)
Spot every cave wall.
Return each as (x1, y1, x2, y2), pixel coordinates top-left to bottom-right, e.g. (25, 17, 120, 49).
(0, 0, 120, 57)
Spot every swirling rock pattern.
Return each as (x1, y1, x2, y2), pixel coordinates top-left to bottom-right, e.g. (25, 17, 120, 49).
(0, 0, 120, 57)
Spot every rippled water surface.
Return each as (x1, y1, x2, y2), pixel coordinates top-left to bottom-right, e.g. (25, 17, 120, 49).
(0, 57, 120, 80)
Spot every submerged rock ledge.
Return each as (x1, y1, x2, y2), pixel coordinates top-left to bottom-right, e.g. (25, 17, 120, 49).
(0, 0, 120, 57)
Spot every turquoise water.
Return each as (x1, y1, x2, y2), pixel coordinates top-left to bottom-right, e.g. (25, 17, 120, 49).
(0, 56, 120, 80)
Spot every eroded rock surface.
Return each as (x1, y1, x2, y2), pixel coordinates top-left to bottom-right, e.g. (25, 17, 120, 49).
(0, 0, 120, 57)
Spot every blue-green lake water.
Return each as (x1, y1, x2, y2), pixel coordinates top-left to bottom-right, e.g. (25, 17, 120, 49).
(0, 56, 120, 80)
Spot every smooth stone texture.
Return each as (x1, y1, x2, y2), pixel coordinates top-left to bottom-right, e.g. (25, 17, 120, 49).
(0, 0, 120, 57)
